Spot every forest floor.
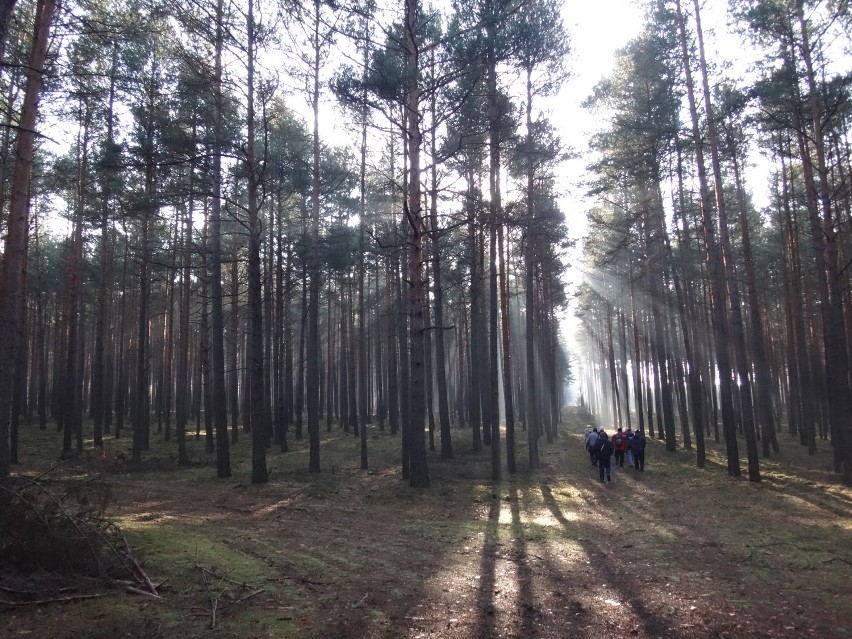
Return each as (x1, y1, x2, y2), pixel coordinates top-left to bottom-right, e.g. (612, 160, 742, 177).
(2, 407, 851, 639)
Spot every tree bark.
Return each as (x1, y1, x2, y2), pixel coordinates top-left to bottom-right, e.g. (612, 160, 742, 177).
(403, 0, 429, 487)
(246, 0, 267, 484)
(0, 0, 57, 478)
(210, 0, 231, 476)
(307, 0, 322, 472)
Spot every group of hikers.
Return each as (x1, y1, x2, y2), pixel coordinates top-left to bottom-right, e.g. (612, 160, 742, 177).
(583, 425, 646, 482)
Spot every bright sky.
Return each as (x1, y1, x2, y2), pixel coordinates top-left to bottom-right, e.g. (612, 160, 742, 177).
(553, 0, 775, 233)
(553, 0, 644, 366)
(555, 0, 645, 239)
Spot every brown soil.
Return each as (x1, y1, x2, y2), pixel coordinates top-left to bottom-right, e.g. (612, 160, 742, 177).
(3, 407, 850, 639)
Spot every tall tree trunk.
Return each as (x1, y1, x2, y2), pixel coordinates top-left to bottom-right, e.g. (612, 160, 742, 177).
(643, 212, 676, 450)
(385, 258, 398, 435)
(498, 224, 516, 473)
(162, 223, 177, 442)
(795, 0, 852, 483)
(133, 77, 157, 464)
(606, 303, 621, 428)
(673, 143, 705, 465)
(210, 0, 231, 476)
(114, 238, 130, 439)
(630, 270, 645, 435)
(731, 148, 778, 456)
(374, 259, 385, 431)
(691, 0, 759, 481)
(36, 286, 47, 431)
(428, 96, 451, 460)
(618, 308, 631, 432)
(486, 7, 501, 480)
(246, 0, 267, 484)
(523, 63, 540, 469)
(275, 194, 288, 452)
(229, 249, 240, 442)
(468, 173, 483, 453)
(200, 219, 215, 453)
(64, 108, 89, 457)
(0, 0, 57, 478)
(306, 0, 322, 472)
(283, 239, 294, 433)
(403, 0, 428, 487)
(176, 189, 192, 466)
(92, 43, 118, 451)
(674, 0, 739, 476)
(296, 258, 307, 440)
(358, 41, 369, 467)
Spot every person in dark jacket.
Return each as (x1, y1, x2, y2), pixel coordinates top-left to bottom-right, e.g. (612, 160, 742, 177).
(629, 429, 646, 471)
(597, 431, 614, 482)
(585, 427, 600, 466)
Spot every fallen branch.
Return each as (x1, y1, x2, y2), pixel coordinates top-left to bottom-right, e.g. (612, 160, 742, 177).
(0, 585, 76, 595)
(194, 563, 260, 591)
(194, 562, 230, 629)
(822, 557, 851, 565)
(266, 575, 330, 586)
(129, 553, 159, 595)
(116, 526, 159, 596)
(125, 585, 163, 599)
(192, 561, 268, 628)
(238, 588, 266, 603)
(0, 593, 107, 607)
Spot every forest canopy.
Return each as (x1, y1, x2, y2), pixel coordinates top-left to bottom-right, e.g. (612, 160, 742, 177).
(0, 0, 850, 488)
(0, 0, 573, 485)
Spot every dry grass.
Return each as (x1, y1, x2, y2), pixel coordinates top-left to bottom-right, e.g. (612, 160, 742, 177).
(2, 410, 850, 638)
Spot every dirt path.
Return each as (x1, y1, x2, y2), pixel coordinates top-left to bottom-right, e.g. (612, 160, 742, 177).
(272, 408, 849, 639)
(4, 408, 850, 639)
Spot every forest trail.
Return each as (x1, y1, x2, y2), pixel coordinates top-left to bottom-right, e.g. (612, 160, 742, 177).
(360, 408, 850, 639)
(3, 408, 850, 639)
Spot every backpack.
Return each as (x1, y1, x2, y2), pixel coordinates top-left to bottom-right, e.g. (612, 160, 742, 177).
(613, 433, 626, 450)
(598, 439, 613, 458)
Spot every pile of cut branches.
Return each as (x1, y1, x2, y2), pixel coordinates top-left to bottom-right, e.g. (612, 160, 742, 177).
(192, 563, 266, 629)
(0, 471, 161, 608)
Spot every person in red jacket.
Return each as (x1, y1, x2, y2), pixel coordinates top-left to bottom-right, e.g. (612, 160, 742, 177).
(611, 427, 629, 467)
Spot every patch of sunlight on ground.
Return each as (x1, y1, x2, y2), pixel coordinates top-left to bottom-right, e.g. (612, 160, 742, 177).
(256, 499, 305, 516)
(770, 490, 852, 524)
(119, 512, 209, 528)
(499, 504, 579, 525)
(500, 505, 580, 527)
(644, 522, 677, 540)
(118, 518, 159, 531)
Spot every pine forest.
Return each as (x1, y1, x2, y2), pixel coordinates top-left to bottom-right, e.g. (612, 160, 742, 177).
(0, 0, 850, 636)
(1, 0, 850, 485)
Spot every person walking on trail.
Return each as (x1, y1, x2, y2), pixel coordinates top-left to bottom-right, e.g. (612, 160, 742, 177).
(630, 428, 646, 471)
(583, 425, 594, 450)
(585, 427, 600, 466)
(612, 427, 628, 467)
(597, 431, 614, 482)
